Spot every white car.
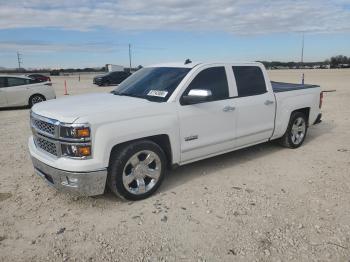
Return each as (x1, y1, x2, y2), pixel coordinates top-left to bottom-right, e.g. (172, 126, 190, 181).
(28, 62, 322, 200)
(0, 75, 56, 108)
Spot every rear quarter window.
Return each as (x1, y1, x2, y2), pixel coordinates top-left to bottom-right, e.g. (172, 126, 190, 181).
(232, 66, 267, 97)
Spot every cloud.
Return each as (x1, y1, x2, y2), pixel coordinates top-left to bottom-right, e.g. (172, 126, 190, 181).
(0, 40, 119, 53)
(0, 0, 349, 34)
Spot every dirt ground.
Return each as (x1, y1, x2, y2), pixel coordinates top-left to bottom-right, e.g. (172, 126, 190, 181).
(0, 69, 349, 262)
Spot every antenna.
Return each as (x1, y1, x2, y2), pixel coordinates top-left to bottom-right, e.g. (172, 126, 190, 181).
(17, 51, 23, 70)
(128, 43, 132, 72)
(184, 58, 192, 65)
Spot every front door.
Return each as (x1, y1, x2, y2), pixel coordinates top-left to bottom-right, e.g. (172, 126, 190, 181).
(178, 66, 237, 163)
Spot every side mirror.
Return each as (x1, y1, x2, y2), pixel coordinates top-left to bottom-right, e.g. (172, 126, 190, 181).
(182, 89, 212, 105)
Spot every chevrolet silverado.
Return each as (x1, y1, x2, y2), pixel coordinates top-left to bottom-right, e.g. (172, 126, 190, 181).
(29, 62, 322, 200)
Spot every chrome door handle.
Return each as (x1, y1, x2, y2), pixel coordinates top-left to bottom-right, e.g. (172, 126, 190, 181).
(264, 100, 274, 106)
(223, 106, 235, 112)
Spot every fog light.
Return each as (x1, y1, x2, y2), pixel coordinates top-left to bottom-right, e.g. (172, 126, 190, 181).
(62, 176, 79, 187)
(67, 177, 78, 183)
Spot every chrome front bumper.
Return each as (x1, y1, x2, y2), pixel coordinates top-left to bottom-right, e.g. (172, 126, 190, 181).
(31, 157, 107, 196)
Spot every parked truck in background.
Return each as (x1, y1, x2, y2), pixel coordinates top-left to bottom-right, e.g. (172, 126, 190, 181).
(106, 64, 124, 72)
(28, 62, 322, 200)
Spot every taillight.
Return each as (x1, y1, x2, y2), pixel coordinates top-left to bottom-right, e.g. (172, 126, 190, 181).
(319, 92, 323, 109)
(44, 82, 52, 86)
(48, 77, 51, 82)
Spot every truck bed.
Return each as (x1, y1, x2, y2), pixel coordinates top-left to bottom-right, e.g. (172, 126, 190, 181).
(271, 81, 320, 93)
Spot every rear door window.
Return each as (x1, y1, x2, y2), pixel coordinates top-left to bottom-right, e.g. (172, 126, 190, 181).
(232, 66, 267, 97)
(7, 77, 29, 87)
(182, 67, 229, 102)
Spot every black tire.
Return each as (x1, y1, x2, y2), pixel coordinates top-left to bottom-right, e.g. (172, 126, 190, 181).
(29, 94, 46, 108)
(279, 112, 308, 148)
(107, 140, 167, 201)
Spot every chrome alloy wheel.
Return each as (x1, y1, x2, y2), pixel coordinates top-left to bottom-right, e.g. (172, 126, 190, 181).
(122, 150, 161, 195)
(31, 96, 44, 104)
(291, 117, 306, 145)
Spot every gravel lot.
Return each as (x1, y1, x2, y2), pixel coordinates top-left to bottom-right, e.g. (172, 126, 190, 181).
(0, 69, 349, 261)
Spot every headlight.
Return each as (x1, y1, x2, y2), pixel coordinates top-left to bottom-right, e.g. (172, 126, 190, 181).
(59, 123, 92, 159)
(60, 125, 90, 140)
(61, 144, 92, 158)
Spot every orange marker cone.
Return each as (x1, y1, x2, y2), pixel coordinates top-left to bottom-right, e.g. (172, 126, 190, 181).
(64, 80, 69, 95)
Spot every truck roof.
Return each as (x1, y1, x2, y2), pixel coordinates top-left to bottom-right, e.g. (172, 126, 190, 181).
(147, 61, 262, 69)
(148, 62, 201, 68)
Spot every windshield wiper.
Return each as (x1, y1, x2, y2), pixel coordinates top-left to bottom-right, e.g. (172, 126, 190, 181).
(111, 91, 154, 101)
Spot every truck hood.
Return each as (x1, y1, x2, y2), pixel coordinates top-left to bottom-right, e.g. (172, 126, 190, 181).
(32, 93, 152, 123)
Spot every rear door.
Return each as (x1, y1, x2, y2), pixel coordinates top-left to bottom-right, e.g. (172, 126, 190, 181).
(177, 65, 237, 163)
(0, 77, 7, 107)
(4, 77, 31, 106)
(231, 65, 275, 147)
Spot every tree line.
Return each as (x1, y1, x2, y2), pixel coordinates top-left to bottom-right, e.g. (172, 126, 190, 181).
(259, 55, 350, 69)
(325, 55, 350, 68)
(1, 55, 349, 73)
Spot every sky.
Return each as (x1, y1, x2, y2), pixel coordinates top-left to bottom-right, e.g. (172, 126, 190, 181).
(0, 0, 350, 68)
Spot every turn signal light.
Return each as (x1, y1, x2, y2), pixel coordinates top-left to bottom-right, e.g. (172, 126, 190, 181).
(78, 146, 91, 156)
(76, 128, 90, 138)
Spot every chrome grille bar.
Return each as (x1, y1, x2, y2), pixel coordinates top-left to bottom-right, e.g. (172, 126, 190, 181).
(30, 112, 59, 138)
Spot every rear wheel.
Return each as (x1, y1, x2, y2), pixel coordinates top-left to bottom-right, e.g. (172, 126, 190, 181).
(107, 140, 167, 200)
(29, 94, 45, 107)
(279, 112, 308, 148)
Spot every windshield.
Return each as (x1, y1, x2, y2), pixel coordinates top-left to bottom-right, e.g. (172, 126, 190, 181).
(112, 67, 191, 102)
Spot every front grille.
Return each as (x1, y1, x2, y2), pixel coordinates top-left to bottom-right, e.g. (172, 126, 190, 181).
(34, 136, 58, 156)
(32, 118, 56, 136)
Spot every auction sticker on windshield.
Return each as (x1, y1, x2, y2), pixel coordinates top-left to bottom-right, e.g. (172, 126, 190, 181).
(147, 90, 168, 98)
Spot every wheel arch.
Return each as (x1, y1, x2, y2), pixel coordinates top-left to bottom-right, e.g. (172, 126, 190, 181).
(109, 134, 173, 168)
(291, 107, 310, 126)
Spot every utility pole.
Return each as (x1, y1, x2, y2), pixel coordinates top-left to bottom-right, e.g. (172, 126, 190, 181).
(301, 33, 304, 65)
(301, 33, 305, 84)
(128, 43, 132, 72)
(17, 51, 23, 70)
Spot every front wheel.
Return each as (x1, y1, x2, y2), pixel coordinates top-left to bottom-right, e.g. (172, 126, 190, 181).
(279, 112, 308, 148)
(107, 140, 167, 200)
(29, 94, 46, 107)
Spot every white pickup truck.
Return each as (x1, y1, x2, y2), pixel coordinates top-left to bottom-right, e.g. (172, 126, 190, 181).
(29, 62, 323, 200)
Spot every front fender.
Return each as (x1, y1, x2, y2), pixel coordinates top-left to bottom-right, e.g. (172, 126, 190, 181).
(92, 114, 180, 167)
